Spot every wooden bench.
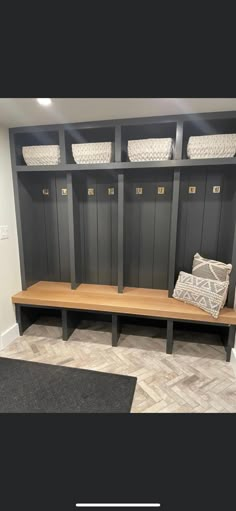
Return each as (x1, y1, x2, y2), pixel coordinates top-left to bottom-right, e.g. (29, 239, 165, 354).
(12, 281, 236, 362)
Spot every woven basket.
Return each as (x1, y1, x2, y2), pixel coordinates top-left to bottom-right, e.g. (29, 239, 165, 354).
(22, 145, 60, 165)
(187, 134, 236, 159)
(128, 138, 174, 162)
(72, 142, 112, 164)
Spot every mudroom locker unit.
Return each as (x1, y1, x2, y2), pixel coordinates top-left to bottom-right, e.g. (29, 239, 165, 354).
(10, 111, 236, 361)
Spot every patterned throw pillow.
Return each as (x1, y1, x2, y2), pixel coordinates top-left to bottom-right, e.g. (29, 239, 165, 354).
(192, 252, 232, 281)
(173, 271, 229, 319)
(192, 253, 232, 307)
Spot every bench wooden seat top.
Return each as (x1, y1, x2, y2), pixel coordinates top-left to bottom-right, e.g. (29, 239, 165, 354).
(12, 281, 236, 326)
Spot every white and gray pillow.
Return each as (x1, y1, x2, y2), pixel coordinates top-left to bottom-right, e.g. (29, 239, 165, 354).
(192, 252, 232, 281)
(173, 271, 229, 319)
(192, 253, 232, 307)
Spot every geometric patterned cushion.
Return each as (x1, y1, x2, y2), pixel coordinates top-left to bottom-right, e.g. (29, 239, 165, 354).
(192, 253, 232, 307)
(173, 271, 229, 319)
(192, 252, 232, 281)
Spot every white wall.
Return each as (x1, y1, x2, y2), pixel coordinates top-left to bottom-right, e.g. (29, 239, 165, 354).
(0, 126, 21, 348)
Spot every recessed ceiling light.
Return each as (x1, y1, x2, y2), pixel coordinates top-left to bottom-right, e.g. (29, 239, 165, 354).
(36, 98, 52, 106)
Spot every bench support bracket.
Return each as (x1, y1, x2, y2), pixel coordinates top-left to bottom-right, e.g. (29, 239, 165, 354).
(166, 319, 174, 354)
(15, 304, 39, 336)
(62, 309, 78, 341)
(112, 314, 121, 347)
(226, 325, 235, 362)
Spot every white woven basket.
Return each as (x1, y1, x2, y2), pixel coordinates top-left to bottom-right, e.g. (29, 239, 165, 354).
(187, 134, 236, 159)
(22, 145, 60, 165)
(72, 142, 112, 164)
(128, 138, 174, 162)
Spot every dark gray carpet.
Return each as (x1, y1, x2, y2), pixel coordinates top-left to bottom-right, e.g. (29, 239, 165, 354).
(0, 357, 136, 413)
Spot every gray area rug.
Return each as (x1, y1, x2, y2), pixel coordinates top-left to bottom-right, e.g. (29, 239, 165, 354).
(0, 357, 136, 413)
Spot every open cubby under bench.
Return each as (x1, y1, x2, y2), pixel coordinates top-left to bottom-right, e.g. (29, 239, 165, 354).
(12, 281, 236, 362)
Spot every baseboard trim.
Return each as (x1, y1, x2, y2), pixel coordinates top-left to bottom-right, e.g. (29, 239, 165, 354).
(0, 323, 19, 350)
(231, 348, 236, 376)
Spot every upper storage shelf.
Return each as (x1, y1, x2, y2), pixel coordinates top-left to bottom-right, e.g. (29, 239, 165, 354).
(182, 114, 236, 161)
(64, 126, 115, 164)
(10, 111, 236, 172)
(121, 121, 177, 162)
(12, 128, 60, 166)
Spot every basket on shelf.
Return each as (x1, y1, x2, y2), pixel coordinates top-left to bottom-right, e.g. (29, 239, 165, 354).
(128, 137, 174, 162)
(22, 145, 60, 166)
(187, 134, 236, 159)
(72, 142, 112, 164)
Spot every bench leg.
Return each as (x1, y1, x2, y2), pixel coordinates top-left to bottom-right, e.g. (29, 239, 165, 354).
(166, 319, 174, 354)
(226, 325, 235, 362)
(112, 314, 121, 347)
(15, 304, 39, 336)
(62, 309, 78, 341)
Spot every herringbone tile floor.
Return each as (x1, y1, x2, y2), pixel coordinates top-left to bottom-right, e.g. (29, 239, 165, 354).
(1, 317, 236, 412)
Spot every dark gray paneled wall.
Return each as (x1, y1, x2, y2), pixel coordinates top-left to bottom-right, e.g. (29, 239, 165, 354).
(18, 173, 70, 286)
(124, 171, 173, 289)
(18, 166, 236, 294)
(176, 168, 234, 277)
(74, 174, 118, 285)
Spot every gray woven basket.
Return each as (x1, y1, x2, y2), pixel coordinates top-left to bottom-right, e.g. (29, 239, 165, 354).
(187, 134, 236, 159)
(22, 145, 60, 165)
(128, 138, 174, 162)
(72, 142, 112, 164)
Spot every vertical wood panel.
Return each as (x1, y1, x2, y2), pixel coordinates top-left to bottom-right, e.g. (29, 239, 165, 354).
(18, 175, 34, 286)
(11, 168, 27, 289)
(175, 172, 188, 278)
(201, 170, 224, 258)
(30, 175, 48, 281)
(167, 170, 180, 294)
(67, 172, 77, 288)
(56, 175, 70, 282)
(176, 170, 207, 276)
(184, 170, 206, 272)
(115, 125, 122, 162)
(139, 182, 155, 288)
(58, 126, 66, 164)
(83, 177, 98, 283)
(217, 172, 234, 263)
(77, 179, 86, 283)
(184, 170, 206, 271)
(174, 121, 183, 159)
(227, 185, 236, 307)
(97, 182, 112, 284)
(43, 175, 60, 281)
(216, 173, 232, 263)
(111, 182, 118, 286)
(124, 181, 141, 286)
(154, 176, 173, 290)
(118, 174, 124, 292)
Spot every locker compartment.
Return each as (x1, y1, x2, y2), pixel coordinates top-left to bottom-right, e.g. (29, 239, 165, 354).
(18, 172, 70, 287)
(176, 167, 236, 278)
(124, 170, 173, 289)
(73, 172, 118, 285)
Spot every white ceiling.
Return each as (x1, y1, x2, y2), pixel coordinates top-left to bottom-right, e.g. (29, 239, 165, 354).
(0, 98, 236, 128)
